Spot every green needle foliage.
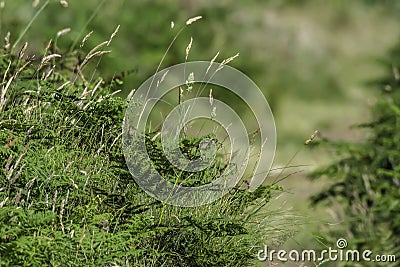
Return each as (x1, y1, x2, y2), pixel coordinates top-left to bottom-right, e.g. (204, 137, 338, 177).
(310, 44, 400, 266)
(0, 29, 283, 267)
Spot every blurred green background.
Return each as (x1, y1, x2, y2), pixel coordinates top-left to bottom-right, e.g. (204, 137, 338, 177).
(2, 0, 399, 258)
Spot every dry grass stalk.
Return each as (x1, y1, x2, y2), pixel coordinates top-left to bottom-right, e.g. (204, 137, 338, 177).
(79, 86, 91, 102)
(10, 163, 25, 185)
(44, 146, 55, 157)
(18, 42, 28, 60)
(83, 175, 90, 192)
(2, 58, 11, 83)
(127, 89, 135, 100)
(5, 154, 13, 173)
(80, 40, 111, 68)
(86, 41, 108, 59)
(25, 177, 36, 189)
(75, 66, 89, 87)
(209, 88, 213, 106)
(305, 130, 319, 145)
(69, 178, 79, 189)
(249, 128, 260, 145)
(15, 60, 33, 78)
(206, 51, 220, 74)
(26, 126, 34, 136)
(91, 79, 103, 97)
(1, 77, 14, 111)
(43, 65, 55, 80)
(185, 37, 193, 61)
(159, 70, 169, 85)
(38, 54, 61, 70)
(0, 61, 13, 112)
(95, 144, 105, 158)
(57, 27, 71, 37)
(217, 53, 240, 71)
(63, 161, 74, 174)
(110, 133, 122, 150)
(52, 190, 58, 212)
(104, 89, 121, 98)
(14, 189, 22, 205)
(82, 99, 94, 110)
(186, 16, 202, 25)
(44, 39, 52, 55)
(4, 137, 18, 149)
(60, 199, 66, 233)
(26, 190, 31, 203)
(6, 144, 28, 181)
(0, 197, 9, 208)
(222, 53, 240, 65)
(157, 70, 169, 88)
(80, 31, 93, 48)
(4, 32, 10, 51)
(107, 25, 120, 46)
(70, 229, 75, 238)
(78, 225, 86, 249)
(65, 189, 70, 205)
(57, 81, 71, 91)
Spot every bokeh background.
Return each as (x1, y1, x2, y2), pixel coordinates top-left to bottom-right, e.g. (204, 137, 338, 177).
(3, 0, 400, 259)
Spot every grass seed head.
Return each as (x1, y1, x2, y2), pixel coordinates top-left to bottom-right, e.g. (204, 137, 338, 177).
(107, 25, 120, 46)
(60, 0, 68, 8)
(4, 32, 10, 52)
(57, 27, 71, 37)
(185, 37, 193, 61)
(18, 42, 28, 59)
(80, 31, 93, 48)
(186, 15, 202, 25)
(305, 130, 319, 145)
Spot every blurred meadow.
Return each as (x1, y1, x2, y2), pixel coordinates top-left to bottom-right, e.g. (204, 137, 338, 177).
(1, 0, 400, 265)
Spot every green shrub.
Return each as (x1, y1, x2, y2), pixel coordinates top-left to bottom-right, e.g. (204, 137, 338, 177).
(310, 44, 400, 266)
(0, 23, 283, 267)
